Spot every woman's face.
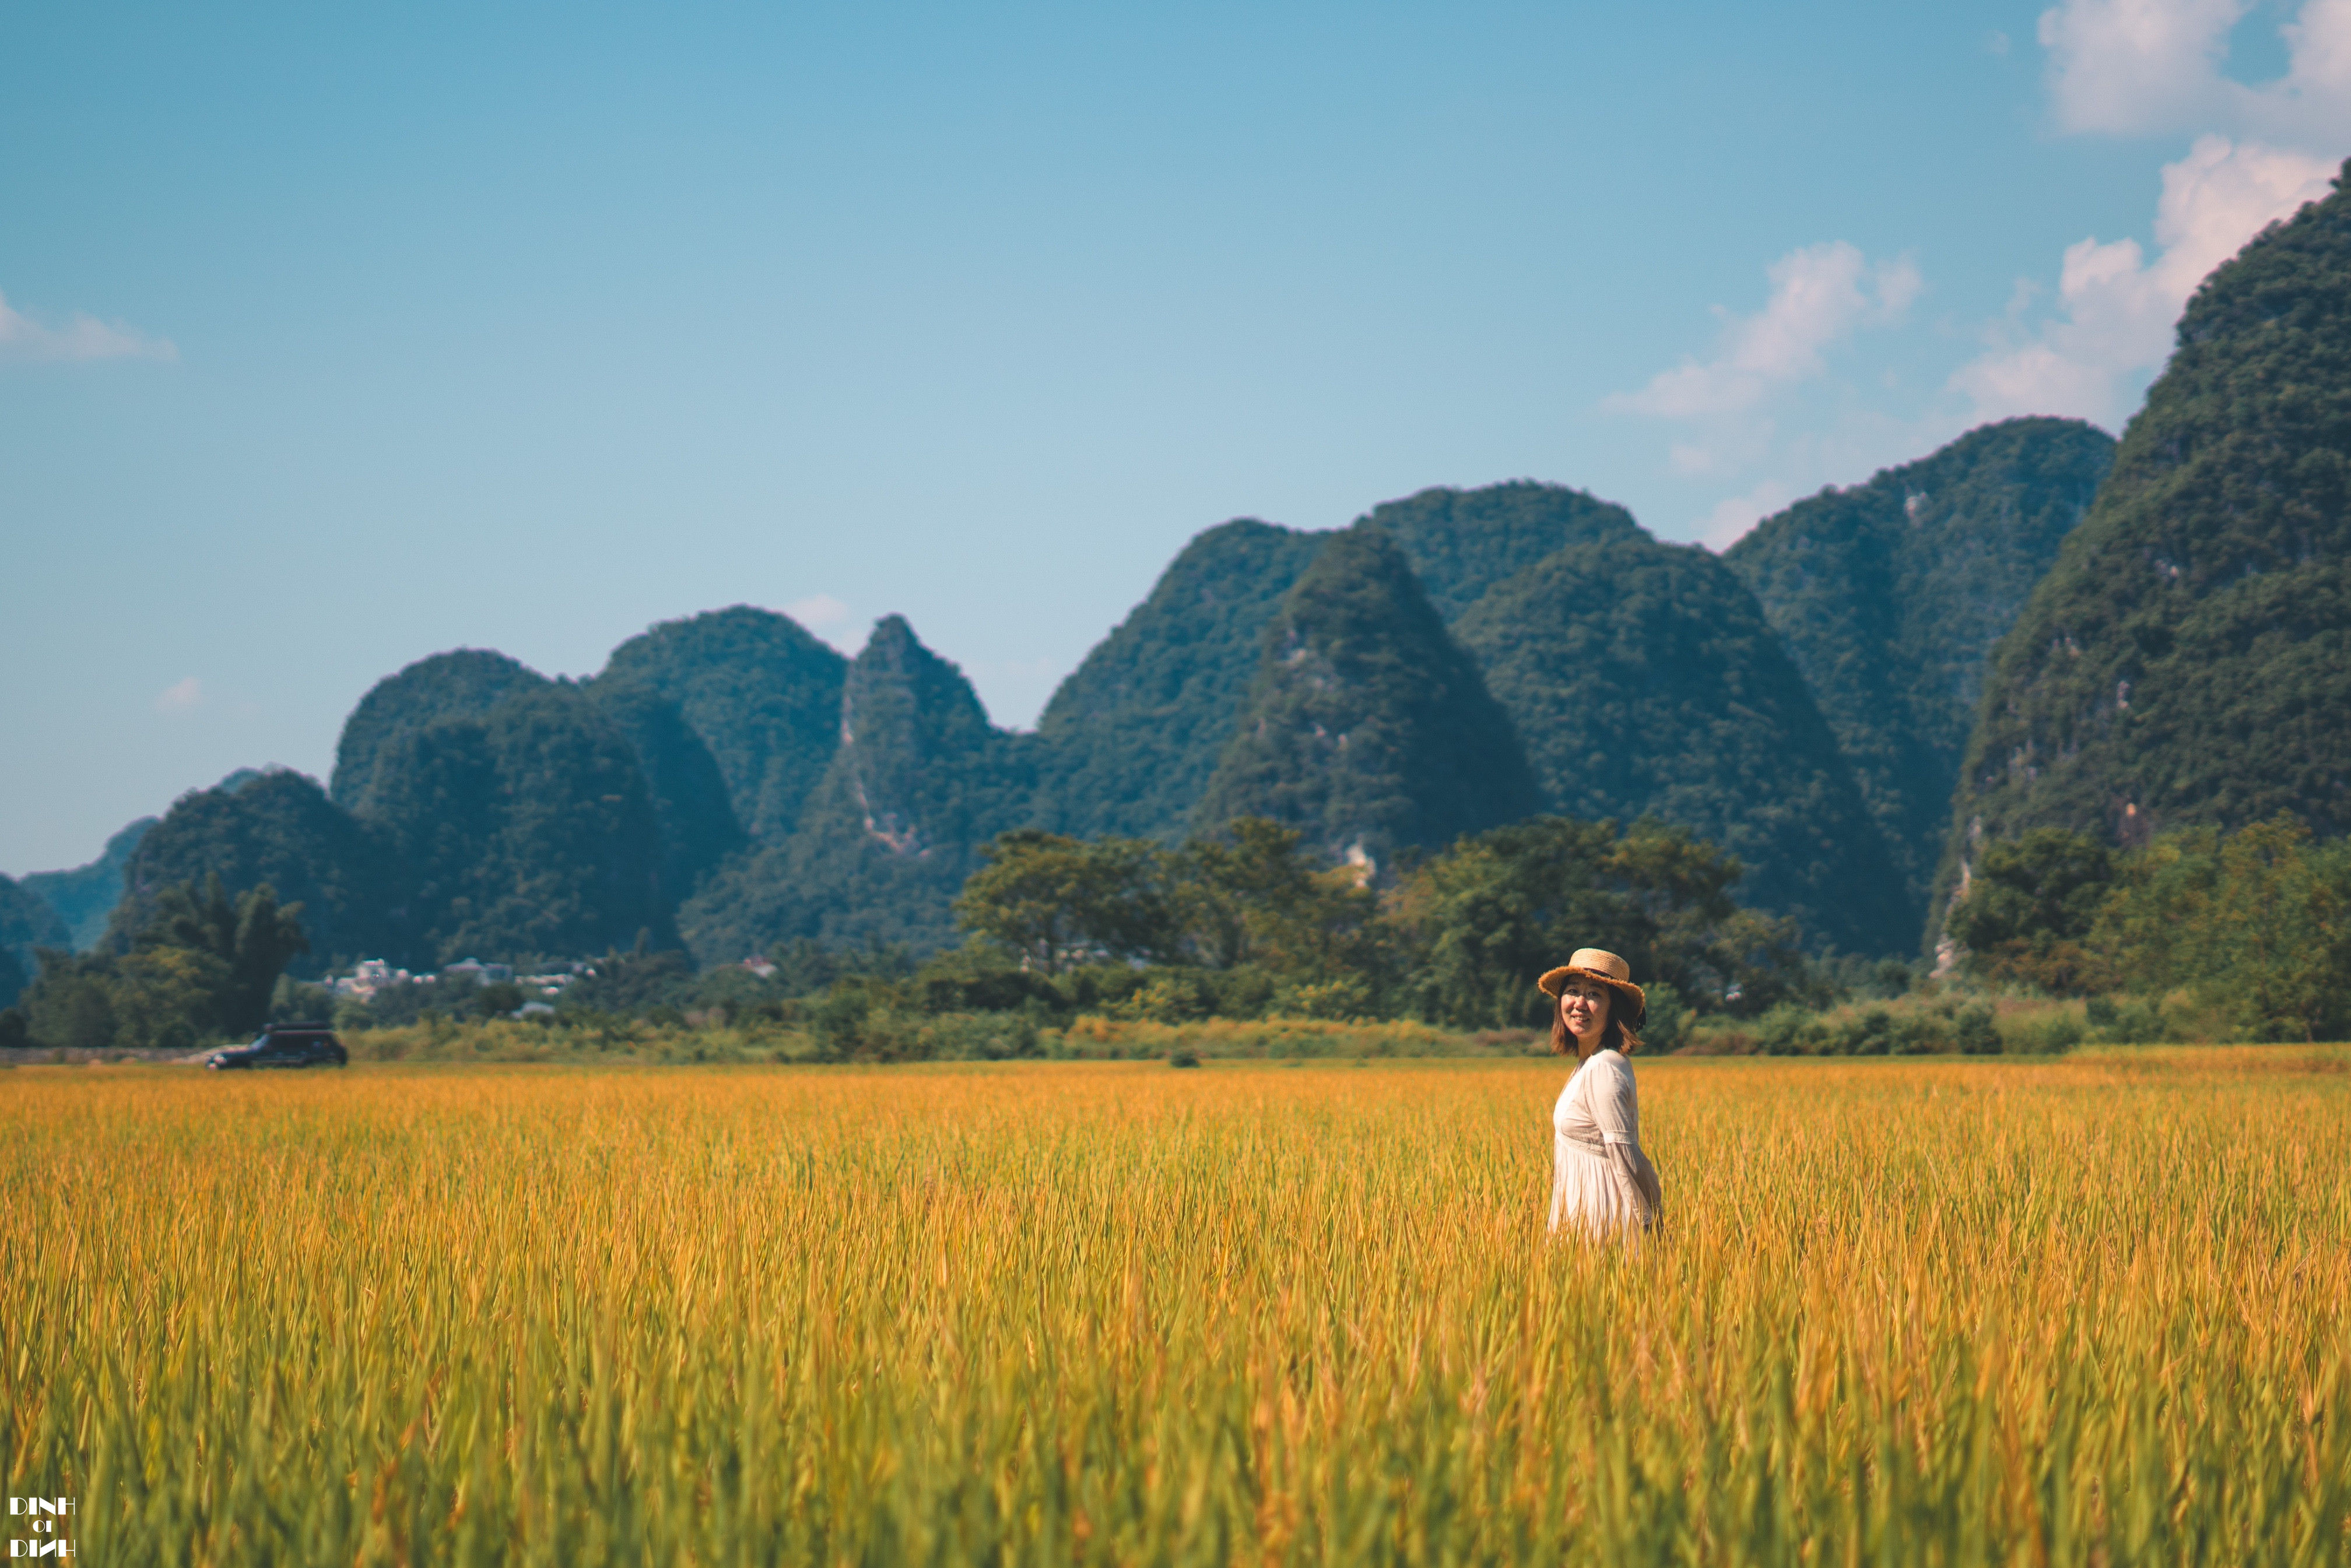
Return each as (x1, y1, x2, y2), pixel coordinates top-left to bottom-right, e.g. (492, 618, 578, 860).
(1559, 979, 1610, 1043)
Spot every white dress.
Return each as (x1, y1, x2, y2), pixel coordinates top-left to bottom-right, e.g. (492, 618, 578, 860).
(1548, 1047, 1662, 1239)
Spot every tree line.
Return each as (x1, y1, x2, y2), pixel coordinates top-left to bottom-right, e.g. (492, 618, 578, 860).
(1, 876, 308, 1053)
(1945, 817, 2351, 1042)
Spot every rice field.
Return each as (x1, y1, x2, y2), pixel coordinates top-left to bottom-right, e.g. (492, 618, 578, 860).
(3, 1049, 2348, 1566)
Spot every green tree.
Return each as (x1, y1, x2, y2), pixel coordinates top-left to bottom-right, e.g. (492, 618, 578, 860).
(2097, 819, 2351, 1041)
(1943, 828, 2114, 993)
(107, 946, 236, 1050)
(136, 874, 312, 1034)
(954, 830, 1177, 974)
(1392, 815, 1807, 1031)
(19, 957, 120, 1052)
(1173, 817, 1377, 978)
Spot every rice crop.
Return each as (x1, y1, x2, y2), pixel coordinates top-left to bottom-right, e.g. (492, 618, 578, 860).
(3, 1050, 2347, 1565)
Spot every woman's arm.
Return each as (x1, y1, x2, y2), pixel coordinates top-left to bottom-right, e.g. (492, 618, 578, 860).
(1588, 1057, 1660, 1229)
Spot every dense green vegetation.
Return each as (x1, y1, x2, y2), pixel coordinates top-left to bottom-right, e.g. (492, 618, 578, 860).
(943, 812, 1807, 1036)
(1724, 417, 2114, 929)
(362, 683, 676, 966)
(1194, 529, 1541, 868)
(1391, 815, 1810, 1031)
(1941, 817, 2351, 1043)
(1942, 827, 2115, 993)
(1455, 533, 1908, 955)
(1032, 520, 1324, 842)
(0, 875, 69, 1008)
(106, 769, 390, 976)
(1945, 163, 2351, 908)
(25, 413, 2157, 979)
(325, 812, 1801, 1056)
(5, 876, 307, 1053)
(679, 617, 1036, 959)
(328, 649, 548, 815)
(587, 676, 747, 897)
(68, 687, 679, 979)
(595, 606, 847, 841)
(19, 816, 153, 951)
(1360, 481, 1644, 622)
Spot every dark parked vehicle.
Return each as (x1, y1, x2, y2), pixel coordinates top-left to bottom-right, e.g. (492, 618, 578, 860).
(205, 1023, 348, 1070)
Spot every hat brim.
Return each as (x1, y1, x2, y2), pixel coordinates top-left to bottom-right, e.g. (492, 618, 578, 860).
(1536, 965, 1647, 1028)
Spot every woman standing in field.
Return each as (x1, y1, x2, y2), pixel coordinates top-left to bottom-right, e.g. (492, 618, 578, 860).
(1543, 949, 1662, 1240)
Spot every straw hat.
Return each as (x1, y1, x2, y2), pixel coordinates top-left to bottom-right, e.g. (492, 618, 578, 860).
(1536, 948, 1646, 1028)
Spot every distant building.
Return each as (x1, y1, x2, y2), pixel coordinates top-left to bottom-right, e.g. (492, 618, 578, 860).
(333, 959, 415, 1001)
(441, 958, 514, 986)
(741, 956, 778, 980)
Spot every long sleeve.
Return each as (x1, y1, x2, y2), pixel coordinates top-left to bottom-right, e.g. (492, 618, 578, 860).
(1587, 1054, 1661, 1230)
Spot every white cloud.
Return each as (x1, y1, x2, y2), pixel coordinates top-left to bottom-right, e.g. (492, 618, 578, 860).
(2040, 0, 2247, 132)
(155, 677, 204, 715)
(0, 289, 176, 363)
(1694, 481, 1796, 551)
(1607, 242, 1922, 418)
(1950, 135, 2334, 423)
(2040, 0, 2351, 143)
(784, 594, 851, 628)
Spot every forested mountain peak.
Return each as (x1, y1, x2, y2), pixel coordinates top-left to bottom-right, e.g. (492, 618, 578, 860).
(111, 768, 392, 976)
(1033, 518, 1324, 841)
(678, 614, 1036, 959)
(363, 682, 675, 965)
(586, 680, 745, 900)
(21, 815, 156, 952)
(834, 615, 1012, 856)
(331, 649, 549, 815)
(1194, 529, 1541, 870)
(0, 874, 70, 1008)
(1723, 416, 2115, 934)
(1945, 160, 2351, 905)
(1357, 480, 1644, 623)
(595, 605, 847, 841)
(1456, 531, 1909, 954)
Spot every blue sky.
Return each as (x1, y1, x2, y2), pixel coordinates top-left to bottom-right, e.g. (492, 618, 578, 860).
(5, 1, 2346, 873)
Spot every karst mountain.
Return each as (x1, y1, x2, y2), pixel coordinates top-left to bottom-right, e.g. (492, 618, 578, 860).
(40, 156, 2351, 985)
(1943, 160, 2351, 915)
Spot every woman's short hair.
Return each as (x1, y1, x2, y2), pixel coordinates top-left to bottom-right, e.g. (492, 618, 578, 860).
(1549, 985, 1643, 1056)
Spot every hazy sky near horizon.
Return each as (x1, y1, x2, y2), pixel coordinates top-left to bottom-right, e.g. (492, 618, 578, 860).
(5, 0, 2348, 873)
